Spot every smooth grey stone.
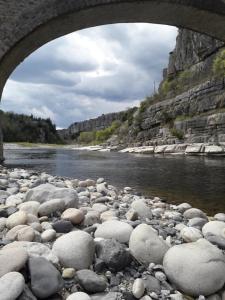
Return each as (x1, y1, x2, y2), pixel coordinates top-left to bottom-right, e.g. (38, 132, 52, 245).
(183, 208, 207, 220)
(95, 220, 133, 243)
(163, 239, 225, 296)
(214, 213, 225, 222)
(0, 272, 25, 300)
(76, 269, 107, 293)
(52, 220, 73, 233)
(129, 224, 169, 265)
(91, 292, 122, 300)
(52, 231, 95, 270)
(187, 217, 208, 229)
(206, 235, 225, 250)
(96, 239, 131, 271)
(25, 183, 79, 208)
(29, 257, 63, 299)
(131, 199, 152, 219)
(17, 285, 37, 300)
(0, 247, 28, 277)
(143, 275, 161, 293)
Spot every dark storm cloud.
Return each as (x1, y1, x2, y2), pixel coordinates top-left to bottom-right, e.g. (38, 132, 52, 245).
(1, 24, 177, 128)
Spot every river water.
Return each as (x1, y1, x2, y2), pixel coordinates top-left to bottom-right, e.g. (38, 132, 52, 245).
(3, 147, 225, 215)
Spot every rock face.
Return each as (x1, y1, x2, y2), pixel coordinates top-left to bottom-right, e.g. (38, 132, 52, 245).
(59, 111, 125, 141)
(129, 224, 169, 265)
(52, 231, 95, 269)
(163, 239, 225, 296)
(167, 29, 223, 76)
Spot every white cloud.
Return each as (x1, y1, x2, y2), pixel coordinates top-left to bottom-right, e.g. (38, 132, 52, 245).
(1, 23, 177, 128)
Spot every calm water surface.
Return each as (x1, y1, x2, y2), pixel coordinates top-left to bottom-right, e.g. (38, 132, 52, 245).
(4, 147, 225, 215)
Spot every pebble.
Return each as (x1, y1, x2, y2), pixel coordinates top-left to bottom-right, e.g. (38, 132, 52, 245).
(214, 213, 225, 222)
(180, 227, 203, 242)
(61, 208, 84, 224)
(96, 238, 131, 271)
(6, 224, 35, 241)
(41, 229, 56, 242)
(0, 166, 224, 300)
(62, 268, 75, 279)
(67, 292, 91, 300)
(183, 208, 207, 220)
(202, 221, 225, 238)
(76, 269, 107, 293)
(132, 278, 145, 298)
(6, 211, 27, 229)
(95, 220, 133, 243)
(131, 199, 153, 219)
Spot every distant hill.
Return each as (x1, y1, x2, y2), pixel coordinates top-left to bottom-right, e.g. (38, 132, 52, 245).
(0, 110, 63, 144)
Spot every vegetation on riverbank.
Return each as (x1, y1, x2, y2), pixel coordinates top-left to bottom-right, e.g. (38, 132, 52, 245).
(77, 121, 121, 145)
(0, 111, 64, 144)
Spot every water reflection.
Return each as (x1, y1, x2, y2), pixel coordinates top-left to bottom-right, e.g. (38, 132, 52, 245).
(4, 148, 225, 215)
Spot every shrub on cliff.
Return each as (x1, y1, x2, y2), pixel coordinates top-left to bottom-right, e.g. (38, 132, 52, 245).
(213, 49, 225, 78)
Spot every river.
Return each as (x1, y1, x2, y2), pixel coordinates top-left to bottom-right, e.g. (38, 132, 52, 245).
(3, 146, 225, 215)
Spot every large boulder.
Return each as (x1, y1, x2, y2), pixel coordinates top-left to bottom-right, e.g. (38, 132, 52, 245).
(129, 224, 169, 265)
(29, 257, 63, 299)
(25, 184, 79, 208)
(52, 231, 95, 269)
(95, 220, 133, 244)
(163, 239, 225, 296)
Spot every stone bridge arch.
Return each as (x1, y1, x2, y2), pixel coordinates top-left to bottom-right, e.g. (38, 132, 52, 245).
(1, 0, 225, 162)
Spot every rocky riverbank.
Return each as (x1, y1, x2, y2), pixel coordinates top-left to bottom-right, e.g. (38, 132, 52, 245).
(72, 143, 225, 156)
(0, 166, 224, 300)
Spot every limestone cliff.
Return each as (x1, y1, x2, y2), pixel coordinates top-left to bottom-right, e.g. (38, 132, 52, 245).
(61, 29, 225, 146)
(117, 29, 225, 147)
(58, 111, 126, 141)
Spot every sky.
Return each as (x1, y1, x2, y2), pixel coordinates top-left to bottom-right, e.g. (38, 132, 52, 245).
(1, 23, 177, 129)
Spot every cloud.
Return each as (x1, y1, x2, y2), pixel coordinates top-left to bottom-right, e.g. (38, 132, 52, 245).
(1, 23, 177, 128)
